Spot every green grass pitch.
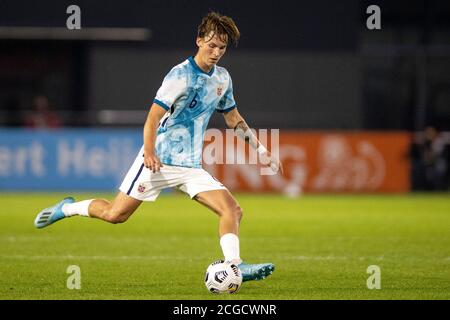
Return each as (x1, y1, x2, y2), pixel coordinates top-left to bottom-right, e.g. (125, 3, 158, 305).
(0, 192, 449, 300)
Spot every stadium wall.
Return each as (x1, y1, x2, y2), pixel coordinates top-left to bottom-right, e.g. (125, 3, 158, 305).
(88, 48, 362, 129)
(0, 129, 411, 193)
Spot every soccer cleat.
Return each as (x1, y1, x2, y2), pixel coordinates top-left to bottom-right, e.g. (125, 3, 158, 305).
(238, 262, 275, 282)
(34, 197, 75, 229)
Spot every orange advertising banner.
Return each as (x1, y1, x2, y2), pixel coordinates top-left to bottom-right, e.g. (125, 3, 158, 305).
(203, 131, 412, 194)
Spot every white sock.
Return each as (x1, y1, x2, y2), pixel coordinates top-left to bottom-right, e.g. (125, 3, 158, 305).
(62, 200, 93, 217)
(220, 233, 242, 264)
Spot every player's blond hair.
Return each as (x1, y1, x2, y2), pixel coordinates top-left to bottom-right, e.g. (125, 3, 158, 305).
(197, 12, 240, 46)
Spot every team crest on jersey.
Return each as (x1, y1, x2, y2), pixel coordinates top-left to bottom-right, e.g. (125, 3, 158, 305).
(137, 183, 146, 194)
(217, 86, 223, 96)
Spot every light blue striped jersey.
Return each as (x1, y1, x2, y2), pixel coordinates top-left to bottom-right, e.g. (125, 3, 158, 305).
(152, 56, 236, 168)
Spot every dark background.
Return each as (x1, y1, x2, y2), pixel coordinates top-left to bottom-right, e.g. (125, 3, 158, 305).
(0, 0, 449, 130)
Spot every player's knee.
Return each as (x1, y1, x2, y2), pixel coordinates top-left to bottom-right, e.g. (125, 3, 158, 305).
(221, 205, 243, 222)
(105, 210, 131, 224)
(109, 214, 129, 224)
(236, 206, 243, 221)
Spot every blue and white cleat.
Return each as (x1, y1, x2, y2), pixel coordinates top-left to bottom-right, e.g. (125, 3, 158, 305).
(34, 197, 75, 229)
(238, 262, 275, 282)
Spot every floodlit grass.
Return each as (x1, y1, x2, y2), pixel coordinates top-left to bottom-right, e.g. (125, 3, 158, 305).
(0, 192, 449, 299)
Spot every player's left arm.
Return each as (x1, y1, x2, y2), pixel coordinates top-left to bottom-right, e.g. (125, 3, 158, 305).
(223, 108, 284, 175)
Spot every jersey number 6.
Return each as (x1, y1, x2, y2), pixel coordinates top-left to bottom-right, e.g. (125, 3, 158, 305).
(189, 93, 199, 108)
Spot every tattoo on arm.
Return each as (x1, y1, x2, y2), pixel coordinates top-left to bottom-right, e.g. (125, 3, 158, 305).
(234, 121, 249, 141)
(234, 120, 258, 149)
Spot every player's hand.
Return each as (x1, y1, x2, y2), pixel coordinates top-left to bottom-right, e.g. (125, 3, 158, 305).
(260, 150, 284, 175)
(143, 152, 163, 173)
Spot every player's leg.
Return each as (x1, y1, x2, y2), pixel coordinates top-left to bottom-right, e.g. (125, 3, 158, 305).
(34, 191, 142, 228)
(72, 191, 142, 223)
(194, 189, 275, 282)
(194, 189, 242, 237)
(194, 189, 243, 265)
(35, 146, 164, 229)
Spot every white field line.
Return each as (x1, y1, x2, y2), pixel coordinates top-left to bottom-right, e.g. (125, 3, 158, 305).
(0, 254, 357, 261)
(0, 254, 189, 261)
(0, 254, 342, 262)
(289, 256, 348, 260)
(285, 256, 386, 261)
(3, 235, 449, 243)
(290, 255, 450, 262)
(1, 254, 448, 262)
(0, 236, 214, 243)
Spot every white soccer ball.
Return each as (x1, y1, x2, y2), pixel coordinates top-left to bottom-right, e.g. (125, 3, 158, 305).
(204, 260, 243, 294)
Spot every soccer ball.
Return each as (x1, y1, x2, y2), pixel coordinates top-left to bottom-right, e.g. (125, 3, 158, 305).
(204, 260, 243, 294)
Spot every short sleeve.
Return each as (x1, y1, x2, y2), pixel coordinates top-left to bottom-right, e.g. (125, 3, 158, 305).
(216, 75, 237, 113)
(153, 67, 187, 111)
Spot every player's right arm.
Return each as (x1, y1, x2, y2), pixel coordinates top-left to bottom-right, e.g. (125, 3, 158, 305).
(144, 65, 187, 172)
(143, 104, 167, 173)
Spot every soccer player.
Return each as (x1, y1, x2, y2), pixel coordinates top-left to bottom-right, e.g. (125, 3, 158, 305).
(34, 12, 283, 282)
